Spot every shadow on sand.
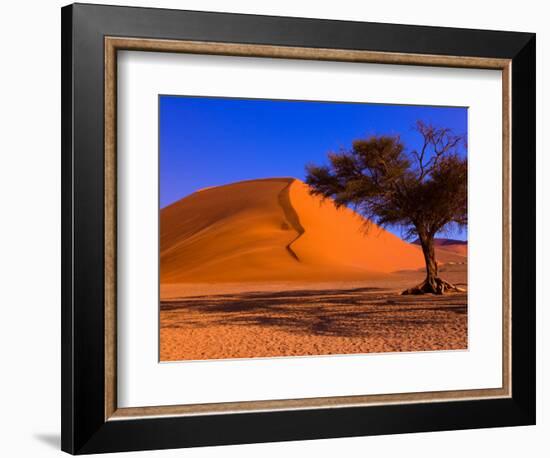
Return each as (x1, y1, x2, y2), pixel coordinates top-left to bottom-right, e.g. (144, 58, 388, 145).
(161, 287, 467, 339)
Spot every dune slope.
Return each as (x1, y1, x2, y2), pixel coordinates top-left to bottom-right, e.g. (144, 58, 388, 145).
(412, 238, 468, 258)
(434, 240, 468, 257)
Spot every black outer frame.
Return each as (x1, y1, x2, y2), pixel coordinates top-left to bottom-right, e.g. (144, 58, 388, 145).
(61, 3, 536, 454)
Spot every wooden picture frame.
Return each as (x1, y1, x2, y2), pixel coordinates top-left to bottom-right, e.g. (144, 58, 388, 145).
(62, 3, 535, 454)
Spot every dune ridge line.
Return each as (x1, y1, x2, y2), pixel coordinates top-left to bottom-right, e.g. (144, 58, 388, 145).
(277, 179, 305, 262)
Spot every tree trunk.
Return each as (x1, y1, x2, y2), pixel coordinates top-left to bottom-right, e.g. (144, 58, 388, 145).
(402, 232, 464, 295)
(421, 234, 438, 287)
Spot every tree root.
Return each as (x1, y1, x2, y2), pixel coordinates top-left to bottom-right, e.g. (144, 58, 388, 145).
(401, 277, 466, 295)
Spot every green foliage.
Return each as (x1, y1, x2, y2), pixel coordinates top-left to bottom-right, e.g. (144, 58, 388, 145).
(305, 121, 467, 241)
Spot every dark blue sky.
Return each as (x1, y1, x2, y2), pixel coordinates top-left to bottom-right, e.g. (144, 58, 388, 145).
(160, 95, 467, 240)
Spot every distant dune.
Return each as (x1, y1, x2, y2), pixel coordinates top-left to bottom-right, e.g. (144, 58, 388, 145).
(160, 178, 465, 286)
(412, 237, 468, 257)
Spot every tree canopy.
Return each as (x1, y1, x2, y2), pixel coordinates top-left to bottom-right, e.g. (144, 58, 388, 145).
(305, 121, 467, 294)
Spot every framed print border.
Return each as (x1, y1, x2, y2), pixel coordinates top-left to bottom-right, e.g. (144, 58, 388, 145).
(104, 36, 512, 419)
(62, 3, 535, 454)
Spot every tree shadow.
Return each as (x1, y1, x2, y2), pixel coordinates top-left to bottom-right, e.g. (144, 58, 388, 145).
(161, 287, 467, 339)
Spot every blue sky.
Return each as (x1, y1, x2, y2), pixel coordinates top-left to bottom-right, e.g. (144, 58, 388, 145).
(159, 95, 467, 240)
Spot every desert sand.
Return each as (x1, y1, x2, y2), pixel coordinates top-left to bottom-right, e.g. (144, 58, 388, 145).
(160, 178, 467, 361)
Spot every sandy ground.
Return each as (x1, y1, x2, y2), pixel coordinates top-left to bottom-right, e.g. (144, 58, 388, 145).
(160, 270, 467, 361)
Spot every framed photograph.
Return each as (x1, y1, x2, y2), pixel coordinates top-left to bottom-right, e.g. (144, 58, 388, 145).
(61, 3, 536, 454)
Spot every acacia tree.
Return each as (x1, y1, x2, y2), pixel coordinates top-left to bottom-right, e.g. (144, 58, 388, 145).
(305, 121, 467, 295)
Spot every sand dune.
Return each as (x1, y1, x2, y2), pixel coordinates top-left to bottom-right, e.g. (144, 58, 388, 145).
(287, 180, 425, 273)
(435, 241, 468, 257)
(160, 178, 465, 288)
(412, 238, 468, 258)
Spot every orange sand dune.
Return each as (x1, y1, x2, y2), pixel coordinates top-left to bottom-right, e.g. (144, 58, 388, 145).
(287, 180, 425, 273)
(160, 178, 464, 286)
(436, 243, 468, 257)
(412, 238, 468, 259)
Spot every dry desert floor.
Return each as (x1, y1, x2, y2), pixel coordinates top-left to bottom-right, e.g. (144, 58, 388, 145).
(160, 270, 467, 361)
